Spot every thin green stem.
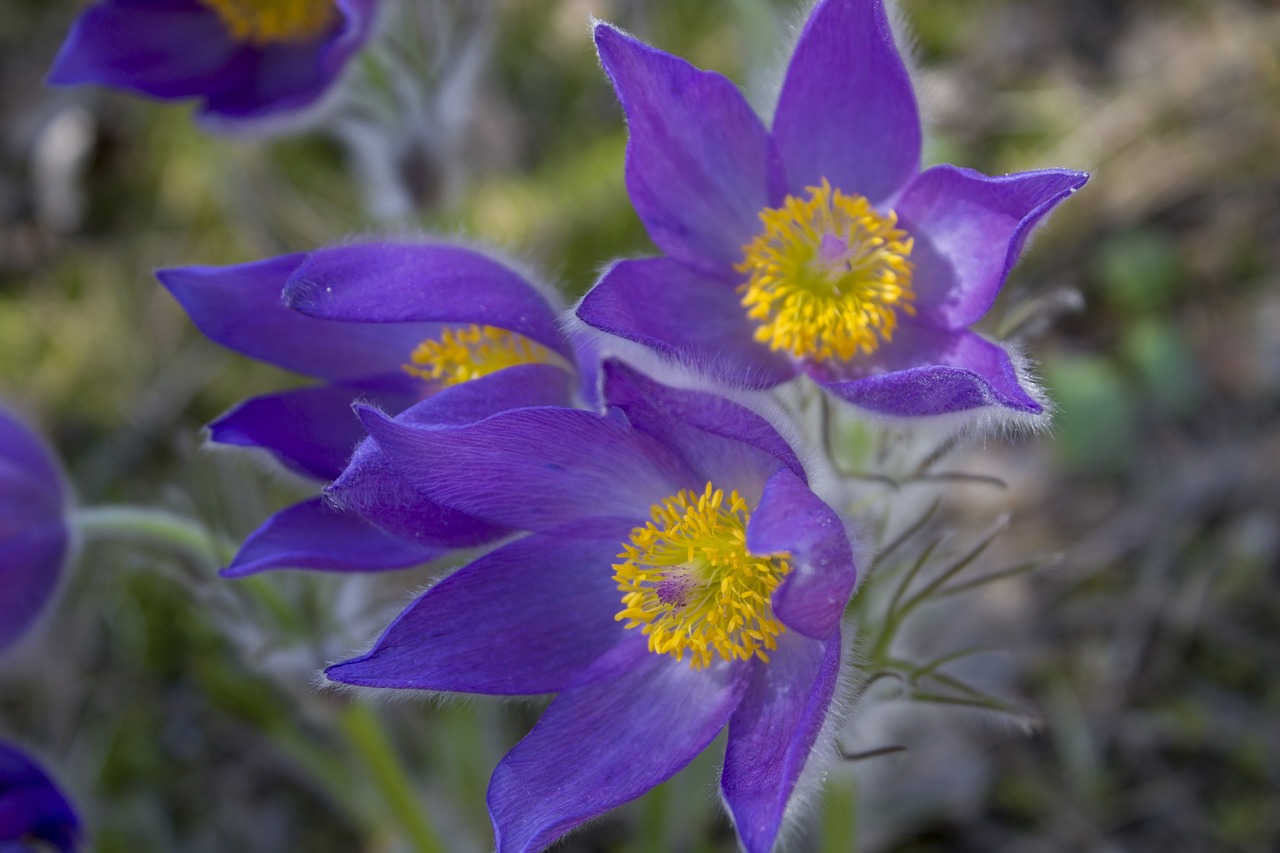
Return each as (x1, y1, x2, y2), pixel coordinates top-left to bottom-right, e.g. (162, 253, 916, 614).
(72, 505, 234, 565)
(338, 701, 448, 853)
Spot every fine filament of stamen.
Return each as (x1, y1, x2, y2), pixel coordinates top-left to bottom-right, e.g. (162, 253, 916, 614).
(200, 0, 336, 44)
(613, 483, 792, 670)
(403, 325, 558, 388)
(736, 178, 916, 363)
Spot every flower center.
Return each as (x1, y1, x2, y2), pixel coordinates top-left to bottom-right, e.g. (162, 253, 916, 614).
(403, 324, 559, 388)
(736, 179, 916, 363)
(614, 483, 791, 670)
(200, 0, 336, 44)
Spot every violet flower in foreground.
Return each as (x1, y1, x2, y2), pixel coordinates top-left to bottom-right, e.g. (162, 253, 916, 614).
(576, 0, 1088, 421)
(157, 241, 583, 576)
(0, 409, 70, 654)
(0, 742, 80, 853)
(47, 0, 378, 127)
(327, 360, 855, 853)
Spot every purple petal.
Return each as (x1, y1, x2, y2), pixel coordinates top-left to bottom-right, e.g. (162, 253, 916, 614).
(158, 254, 435, 382)
(328, 444, 511, 549)
(221, 497, 443, 577)
(0, 411, 64, 528)
(327, 523, 632, 695)
(601, 360, 806, 500)
(208, 383, 418, 481)
(594, 24, 784, 273)
(0, 527, 69, 654)
(47, 0, 249, 100)
(488, 639, 750, 852)
(810, 325, 1043, 416)
(199, 0, 377, 122)
(747, 469, 855, 639)
(772, 0, 921, 204)
(0, 741, 80, 852)
(353, 405, 695, 533)
(898, 165, 1090, 327)
(0, 411, 68, 654)
(576, 257, 795, 389)
(282, 242, 573, 362)
(722, 632, 841, 853)
(326, 365, 577, 547)
(386, 363, 576, 428)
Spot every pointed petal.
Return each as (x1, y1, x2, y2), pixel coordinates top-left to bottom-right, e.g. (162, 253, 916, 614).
(898, 165, 1090, 327)
(208, 384, 418, 481)
(772, 0, 920, 204)
(326, 365, 577, 547)
(747, 469, 855, 639)
(488, 640, 750, 852)
(601, 360, 806, 501)
(0, 741, 80, 853)
(281, 242, 572, 361)
(352, 406, 694, 532)
(47, 0, 248, 99)
(811, 325, 1044, 417)
(327, 524, 631, 694)
(576, 257, 794, 389)
(594, 24, 783, 273)
(221, 498, 443, 577)
(723, 632, 841, 853)
(158, 255, 435, 382)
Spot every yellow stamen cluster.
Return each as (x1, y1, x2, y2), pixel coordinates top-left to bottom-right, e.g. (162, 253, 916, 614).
(200, 0, 336, 44)
(614, 483, 792, 670)
(736, 178, 916, 363)
(403, 324, 558, 388)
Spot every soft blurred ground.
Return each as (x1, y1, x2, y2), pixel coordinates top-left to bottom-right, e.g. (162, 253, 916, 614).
(1, 0, 1277, 851)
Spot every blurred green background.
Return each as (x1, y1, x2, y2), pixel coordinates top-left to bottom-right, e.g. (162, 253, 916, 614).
(1, 0, 1277, 850)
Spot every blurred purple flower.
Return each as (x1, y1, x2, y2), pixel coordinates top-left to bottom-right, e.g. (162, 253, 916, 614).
(47, 0, 379, 128)
(0, 414, 81, 850)
(576, 0, 1088, 421)
(0, 742, 80, 853)
(0, 409, 70, 654)
(157, 241, 585, 576)
(327, 360, 854, 853)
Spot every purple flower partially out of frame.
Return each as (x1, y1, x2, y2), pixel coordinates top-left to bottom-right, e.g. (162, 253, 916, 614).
(576, 0, 1088, 421)
(47, 0, 379, 128)
(327, 360, 855, 853)
(0, 742, 80, 853)
(0, 413, 81, 851)
(157, 241, 583, 576)
(0, 409, 70, 655)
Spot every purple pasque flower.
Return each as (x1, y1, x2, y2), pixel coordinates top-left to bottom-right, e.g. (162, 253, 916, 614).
(47, 0, 378, 128)
(326, 360, 855, 853)
(0, 409, 70, 654)
(157, 241, 583, 576)
(0, 742, 81, 853)
(575, 0, 1088, 421)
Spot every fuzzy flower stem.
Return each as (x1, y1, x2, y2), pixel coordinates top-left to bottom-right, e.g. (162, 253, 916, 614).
(337, 701, 448, 853)
(72, 505, 235, 566)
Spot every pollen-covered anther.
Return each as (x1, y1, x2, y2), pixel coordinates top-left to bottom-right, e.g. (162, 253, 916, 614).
(736, 178, 916, 363)
(200, 0, 337, 44)
(613, 483, 792, 670)
(403, 324, 560, 388)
